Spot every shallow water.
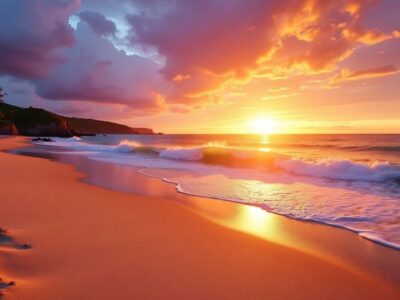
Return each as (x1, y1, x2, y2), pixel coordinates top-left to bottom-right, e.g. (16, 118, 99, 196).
(31, 134, 400, 249)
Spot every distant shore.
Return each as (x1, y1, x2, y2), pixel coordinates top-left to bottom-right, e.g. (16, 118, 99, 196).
(0, 136, 399, 299)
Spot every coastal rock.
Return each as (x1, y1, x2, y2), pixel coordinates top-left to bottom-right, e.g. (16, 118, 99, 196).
(32, 137, 54, 142)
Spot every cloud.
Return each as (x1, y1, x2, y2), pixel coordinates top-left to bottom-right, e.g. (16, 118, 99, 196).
(34, 19, 169, 112)
(168, 104, 192, 114)
(49, 102, 92, 116)
(79, 10, 117, 36)
(0, 0, 80, 78)
(127, 0, 397, 103)
(331, 65, 400, 84)
(260, 0, 396, 76)
(262, 92, 299, 101)
(0, 0, 399, 118)
(127, 0, 295, 103)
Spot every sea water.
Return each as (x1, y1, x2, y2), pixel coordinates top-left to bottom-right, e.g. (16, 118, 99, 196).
(34, 134, 400, 249)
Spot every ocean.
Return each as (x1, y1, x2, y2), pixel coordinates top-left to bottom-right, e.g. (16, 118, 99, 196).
(31, 134, 400, 249)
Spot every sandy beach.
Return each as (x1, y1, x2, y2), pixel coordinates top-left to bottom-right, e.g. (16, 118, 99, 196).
(0, 136, 399, 300)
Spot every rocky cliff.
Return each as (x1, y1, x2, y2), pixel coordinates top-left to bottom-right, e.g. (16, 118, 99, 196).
(12, 107, 76, 137)
(65, 117, 153, 135)
(0, 103, 154, 137)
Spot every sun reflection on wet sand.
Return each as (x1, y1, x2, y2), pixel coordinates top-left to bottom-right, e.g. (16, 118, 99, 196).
(234, 206, 274, 237)
(209, 204, 300, 251)
(175, 189, 304, 252)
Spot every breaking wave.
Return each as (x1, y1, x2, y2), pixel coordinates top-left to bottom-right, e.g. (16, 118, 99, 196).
(277, 159, 400, 182)
(40, 137, 400, 183)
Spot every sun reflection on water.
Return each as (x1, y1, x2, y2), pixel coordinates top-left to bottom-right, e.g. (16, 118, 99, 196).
(259, 147, 271, 153)
(260, 134, 270, 145)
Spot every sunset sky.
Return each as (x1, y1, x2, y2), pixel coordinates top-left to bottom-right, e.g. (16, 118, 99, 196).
(0, 0, 399, 133)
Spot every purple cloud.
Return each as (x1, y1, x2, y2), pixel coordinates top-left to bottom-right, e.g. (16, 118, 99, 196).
(79, 10, 117, 36)
(34, 20, 169, 112)
(0, 0, 79, 78)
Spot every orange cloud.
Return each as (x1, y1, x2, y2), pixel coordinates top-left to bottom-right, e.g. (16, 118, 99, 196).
(331, 65, 400, 85)
(172, 74, 191, 82)
(130, 0, 398, 107)
(262, 92, 298, 100)
(169, 104, 192, 114)
(343, 27, 391, 45)
(262, 0, 394, 77)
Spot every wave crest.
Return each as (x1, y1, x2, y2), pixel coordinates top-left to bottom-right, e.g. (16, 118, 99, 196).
(47, 138, 400, 182)
(277, 158, 400, 182)
(114, 140, 141, 153)
(159, 147, 203, 161)
(158, 146, 400, 182)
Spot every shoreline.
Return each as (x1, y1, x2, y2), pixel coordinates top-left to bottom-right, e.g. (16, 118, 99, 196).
(16, 141, 400, 251)
(1, 136, 399, 299)
(21, 134, 400, 251)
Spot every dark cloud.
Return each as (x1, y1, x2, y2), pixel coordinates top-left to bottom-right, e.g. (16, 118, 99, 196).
(34, 21, 168, 112)
(127, 1, 289, 78)
(0, 0, 79, 78)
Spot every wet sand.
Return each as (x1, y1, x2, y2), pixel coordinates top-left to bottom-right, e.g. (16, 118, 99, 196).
(0, 136, 399, 299)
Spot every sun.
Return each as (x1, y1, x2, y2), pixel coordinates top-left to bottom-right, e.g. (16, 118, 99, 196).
(249, 117, 279, 135)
